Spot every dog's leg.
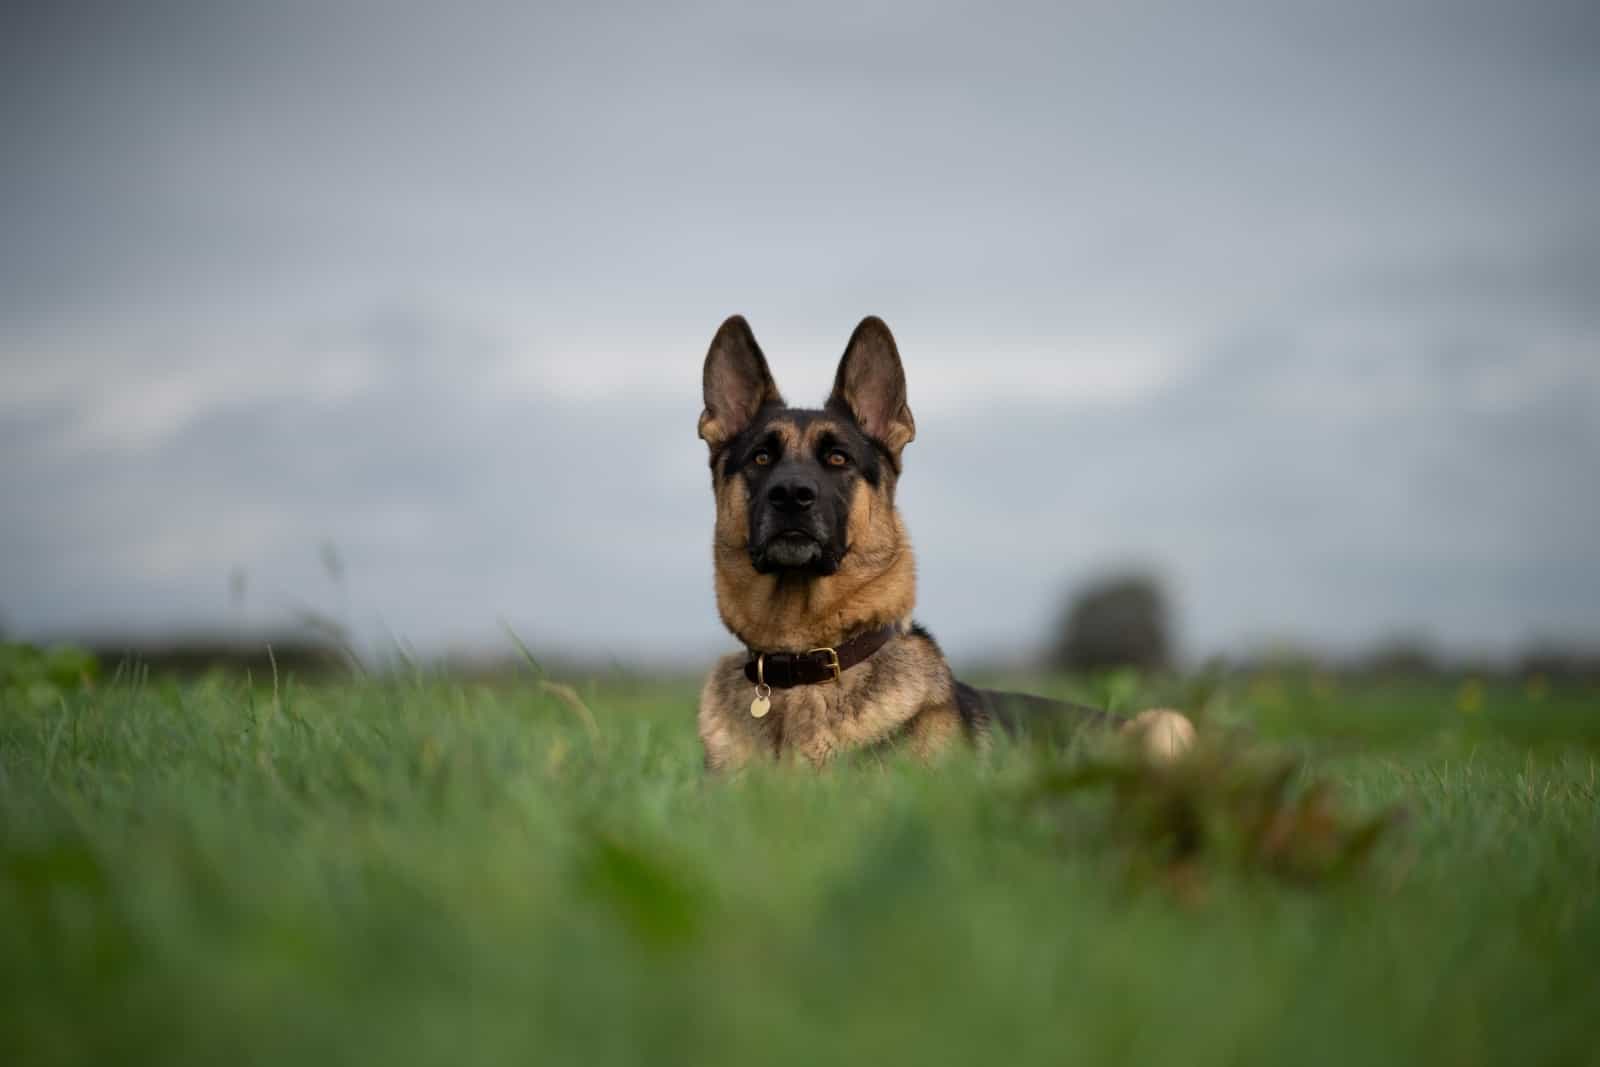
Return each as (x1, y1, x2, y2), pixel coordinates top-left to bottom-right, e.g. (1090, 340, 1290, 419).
(697, 704, 764, 772)
(902, 702, 965, 762)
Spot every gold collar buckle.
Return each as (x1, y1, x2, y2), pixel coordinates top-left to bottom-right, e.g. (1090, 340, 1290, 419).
(808, 646, 842, 683)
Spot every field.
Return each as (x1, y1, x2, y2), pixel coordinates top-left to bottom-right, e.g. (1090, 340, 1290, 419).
(3, 657, 1598, 1067)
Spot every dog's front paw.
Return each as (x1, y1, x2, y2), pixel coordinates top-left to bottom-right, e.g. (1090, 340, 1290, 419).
(1120, 708, 1196, 763)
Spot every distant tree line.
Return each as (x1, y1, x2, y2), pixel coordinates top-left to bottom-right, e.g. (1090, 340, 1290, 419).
(1048, 571, 1600, 679)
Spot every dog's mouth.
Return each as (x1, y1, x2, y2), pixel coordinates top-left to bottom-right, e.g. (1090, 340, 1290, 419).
(762, 531, 822, 568)
(751, 531, 839, 575)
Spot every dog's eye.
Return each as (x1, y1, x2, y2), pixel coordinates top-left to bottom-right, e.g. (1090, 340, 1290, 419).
(752, 450, 772, 467)
(826, 449, 849, 468)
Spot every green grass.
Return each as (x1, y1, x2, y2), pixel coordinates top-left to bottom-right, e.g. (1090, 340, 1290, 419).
(2, 663, 1598, 1067)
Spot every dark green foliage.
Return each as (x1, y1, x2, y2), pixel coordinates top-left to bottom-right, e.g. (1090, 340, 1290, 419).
(0, 642, 100, 708)
(1026, 739, 1400, 892)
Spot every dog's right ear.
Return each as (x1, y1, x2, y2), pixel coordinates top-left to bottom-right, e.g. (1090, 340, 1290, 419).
(699, 315, 783, 452)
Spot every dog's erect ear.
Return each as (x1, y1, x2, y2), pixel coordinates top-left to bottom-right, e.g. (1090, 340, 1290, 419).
(699, 315, 783, 451)
(827, 316, 916, 465)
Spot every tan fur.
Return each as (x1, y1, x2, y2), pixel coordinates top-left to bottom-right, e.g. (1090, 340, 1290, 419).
(902, 701, 965, 762)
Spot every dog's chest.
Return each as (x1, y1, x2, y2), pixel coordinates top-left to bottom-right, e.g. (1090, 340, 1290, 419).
(753, 671, 933, 766)
(760, 685, 845, 764)
(697, 641, 954, 771)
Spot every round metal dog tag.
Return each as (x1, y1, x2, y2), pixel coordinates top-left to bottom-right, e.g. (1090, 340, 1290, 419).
(750, 684, 772, 719)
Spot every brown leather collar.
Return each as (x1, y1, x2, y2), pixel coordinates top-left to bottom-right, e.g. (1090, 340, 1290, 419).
(743, 624, 898, 689)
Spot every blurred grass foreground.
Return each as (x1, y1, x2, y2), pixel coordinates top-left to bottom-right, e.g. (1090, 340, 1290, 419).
(2, 644, 1599, 1066)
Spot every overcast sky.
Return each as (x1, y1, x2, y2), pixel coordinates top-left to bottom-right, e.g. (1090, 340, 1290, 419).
(2, 0, 1597, 664)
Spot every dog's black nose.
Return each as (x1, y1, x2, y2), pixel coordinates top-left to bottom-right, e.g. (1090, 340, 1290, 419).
(766, 476, 817, 513)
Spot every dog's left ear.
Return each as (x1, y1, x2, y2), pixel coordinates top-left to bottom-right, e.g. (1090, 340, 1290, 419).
(828, 316, 916, 467)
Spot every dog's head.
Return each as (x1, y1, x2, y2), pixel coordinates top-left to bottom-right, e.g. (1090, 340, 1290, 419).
(698, 316, 916, 581)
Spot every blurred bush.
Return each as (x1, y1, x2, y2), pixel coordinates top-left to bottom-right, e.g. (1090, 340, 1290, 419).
(1050, 573, 1172, 673)
(1025, 735, 1398, 894)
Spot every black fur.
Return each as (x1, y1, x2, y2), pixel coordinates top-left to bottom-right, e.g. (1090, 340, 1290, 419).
(956, 682, 1110, 743)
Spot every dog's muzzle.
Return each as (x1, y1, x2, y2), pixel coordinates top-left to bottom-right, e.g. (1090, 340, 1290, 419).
(751, 530, 842, 575)
(760, 531, 822, 569)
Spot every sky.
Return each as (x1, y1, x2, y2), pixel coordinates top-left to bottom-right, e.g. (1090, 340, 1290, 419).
(2, 0, 1598, 664)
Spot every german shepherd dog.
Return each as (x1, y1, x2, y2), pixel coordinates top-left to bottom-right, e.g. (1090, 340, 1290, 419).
(695, 315, 1194, 771)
